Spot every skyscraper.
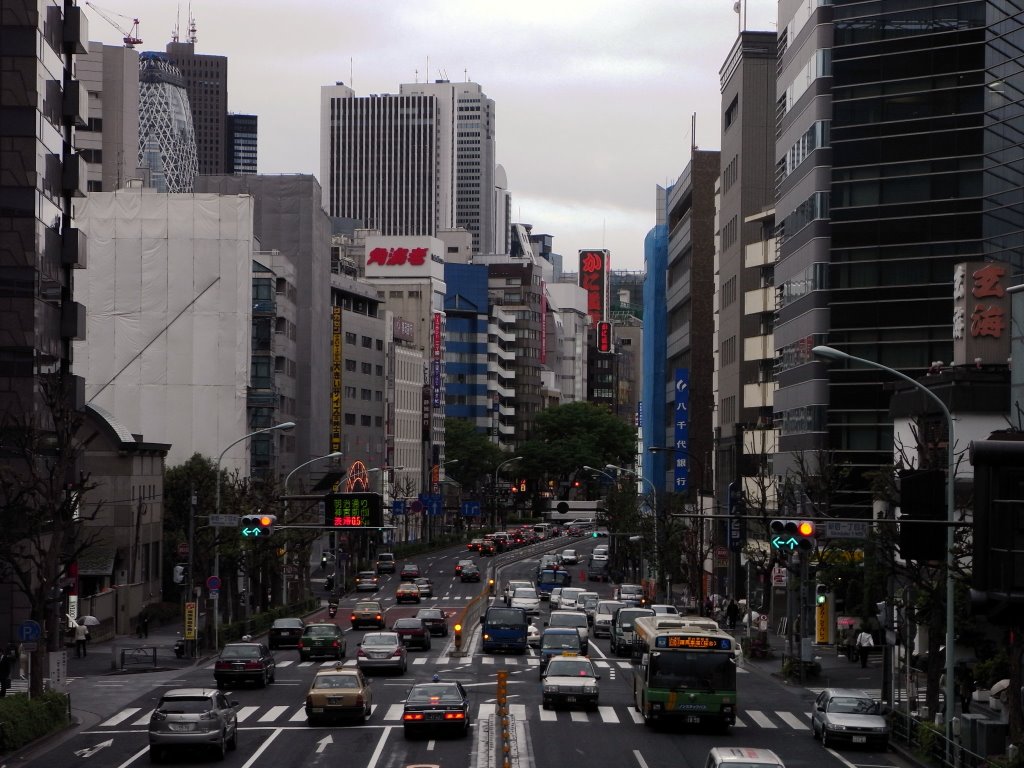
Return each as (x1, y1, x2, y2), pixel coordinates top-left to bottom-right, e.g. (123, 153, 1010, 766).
(772, 0, 1024, 514)
(138, 52, 198, 193)
(165, 40, 228, 176)
(226, 113, 258, 174)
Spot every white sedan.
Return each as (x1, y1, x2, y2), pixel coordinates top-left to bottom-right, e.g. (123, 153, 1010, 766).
(510, 587, 541, 616)
(560, 549, 579, 565)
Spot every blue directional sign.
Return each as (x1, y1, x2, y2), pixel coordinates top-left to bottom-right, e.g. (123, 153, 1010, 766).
(419, 493, 443, 516)
(17, 619, 41, 643)
(391, 499, 406, 516)
(461, 500, 482, 517)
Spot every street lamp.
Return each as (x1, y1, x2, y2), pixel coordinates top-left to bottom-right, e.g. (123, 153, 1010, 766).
(213, 420, 295, 649)
(608, 464, 660, 596)
(280, 451, 342, 604)
(812, 344, 955, 742)
(493, 456, 523, 528)
(582, 465, 616, 483)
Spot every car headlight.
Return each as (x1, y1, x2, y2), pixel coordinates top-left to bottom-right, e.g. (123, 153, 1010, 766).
(830, 724, 847, 731)
(543, 684, 559, 693)
(584, 685, 598, 694)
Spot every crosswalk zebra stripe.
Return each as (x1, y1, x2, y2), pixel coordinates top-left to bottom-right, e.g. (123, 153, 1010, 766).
(131, 710, 154, 726)
(101, 708, 140, 727)
(289, 707, 307, 722)
(627, 709, 644, 725)
(569, 710, 589, 722)
(259, 706, 289, 722)
(384, 704, 404, 721)
(593, 660, 610, 668)
(478, 703, 496, 718)
(598, 706, 619, 723)
(776, 711, 807, 729)
(298, 661, 315, 667)
(746, 710, 776, 728)
(733, 714, 747, 727)
(235, 706, 259, 722)
(538, 706, 558, 722)
(276, 660, 293, 667)
(482, 657, 494, 665)
(435, 656, 450, 664)
(412, 658, 428, 665)
(509, 704, 527, 719)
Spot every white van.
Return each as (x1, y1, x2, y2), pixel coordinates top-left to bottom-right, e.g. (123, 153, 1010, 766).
(705, 748, 784, 768)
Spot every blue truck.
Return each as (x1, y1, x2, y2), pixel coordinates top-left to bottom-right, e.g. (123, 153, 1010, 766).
(481, 606, 529, 654)
(535, 568, 572, 599)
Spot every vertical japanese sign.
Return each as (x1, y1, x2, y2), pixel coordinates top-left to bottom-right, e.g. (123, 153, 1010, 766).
(184, 602, 197, 641)
(540, 282, 548, 365)
(330, 307, 342, 453)
(952, 261, 1010, 365)
(673, 368, 690, 493)
(431, 313, 443, 407)
(421, 363, 431, 441)
(578, 249, 610, 326)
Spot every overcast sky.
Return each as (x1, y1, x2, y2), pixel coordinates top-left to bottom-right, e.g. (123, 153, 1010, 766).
(85, 0, 779, 271)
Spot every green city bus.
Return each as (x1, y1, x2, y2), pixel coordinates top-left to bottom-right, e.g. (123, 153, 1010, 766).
(631, 616, 738, 729)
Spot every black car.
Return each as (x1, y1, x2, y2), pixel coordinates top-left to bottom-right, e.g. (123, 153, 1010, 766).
(402, 680, 471, 739)
(460, 564, 481, 582)
(392, 617, 432, 650)
(268, 617, 304, 650)
(214, 642, 276, 689)
(415, 607, 449, 637)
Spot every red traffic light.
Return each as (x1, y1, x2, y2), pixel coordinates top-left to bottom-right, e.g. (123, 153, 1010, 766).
(797, 521, 814, 536)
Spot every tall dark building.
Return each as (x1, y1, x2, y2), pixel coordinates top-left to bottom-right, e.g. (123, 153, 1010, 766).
(165, 41, 227, 176)
(772, 0, 1024, 513)
(226, 113, 258, 174)
(0, 0, 88, 420)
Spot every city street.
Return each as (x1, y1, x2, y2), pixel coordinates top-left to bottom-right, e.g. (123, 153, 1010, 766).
(11, 540, 918, 768)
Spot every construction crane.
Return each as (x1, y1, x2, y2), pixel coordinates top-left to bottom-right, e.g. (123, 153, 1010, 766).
(84, 2, 142, 48)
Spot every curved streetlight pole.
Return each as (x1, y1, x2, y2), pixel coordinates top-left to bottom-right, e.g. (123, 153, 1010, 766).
(213, 421, 295, 649)
(582, 465, 616, 483)
(493, 456, 523, 529)
(281, 451, 342, 604)
(813, 344, 955, 747)
(608, 464, 660, 596)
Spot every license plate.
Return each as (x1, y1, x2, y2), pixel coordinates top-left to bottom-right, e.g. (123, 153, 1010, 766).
(311, 707, 324, 713)
(565, 696, 577, 703)
(853, 736, 866, 744)
(232, 663, 244, 670)
(686, 716, 701, 724)
(562, 651, 577, 657)
(169, 723, 194, 732)
(426, 712, 444, 721)
(327, 698, 342, 705)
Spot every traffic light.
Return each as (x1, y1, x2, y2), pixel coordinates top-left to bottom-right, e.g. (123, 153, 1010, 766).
(769, 519, 816, 551)
(816, 584, 828, 606)
(591, 531, 600, 538)
(173, 564, 187, 584)
(240, 513, 277, 538)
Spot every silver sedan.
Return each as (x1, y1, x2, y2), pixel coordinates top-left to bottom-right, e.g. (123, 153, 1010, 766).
(356, 632, 408, 675)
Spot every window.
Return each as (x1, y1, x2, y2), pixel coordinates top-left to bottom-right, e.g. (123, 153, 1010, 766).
(344, 386, 357, 398)
(360, 414, 371, 426)
(345, 359, 357, 372)
(724, 95, 739, 129)
(361, 362, 372, 375)
(375, 365, 384, 376)
(361, 388, 372, 401)
(344, 413, 356, 425)
(345, 332, 357, 344)
(361, 336, 372, 348)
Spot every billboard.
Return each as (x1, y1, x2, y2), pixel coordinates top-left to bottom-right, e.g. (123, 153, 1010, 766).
(952, 261, 1010, 365)
(578, 249, 610, 326)
(330, 307, 342, 453)
(323, 492, 384, 528)
(364, 236, 445, 280)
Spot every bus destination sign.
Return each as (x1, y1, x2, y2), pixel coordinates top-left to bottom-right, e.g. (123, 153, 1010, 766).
(657, 635, 732, 650)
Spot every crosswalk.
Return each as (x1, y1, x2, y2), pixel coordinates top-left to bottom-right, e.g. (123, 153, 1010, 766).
(204, 656, 752, 671)
(93, 702, 813, 730)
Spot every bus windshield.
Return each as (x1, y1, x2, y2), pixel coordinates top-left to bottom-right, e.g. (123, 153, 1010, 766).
(484, 608, 527, 629)
(648, 650, 736, 691)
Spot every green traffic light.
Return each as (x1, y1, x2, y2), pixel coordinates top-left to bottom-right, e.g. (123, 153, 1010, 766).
(816, 594, 826, 605)
(591, 531, 599, 538)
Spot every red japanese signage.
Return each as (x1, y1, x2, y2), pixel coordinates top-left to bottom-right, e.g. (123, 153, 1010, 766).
(578, 249, 609, 326)
(367, 246, 429, 267)
(952, 261, 1010, 365)
(597, 321, 613, 353)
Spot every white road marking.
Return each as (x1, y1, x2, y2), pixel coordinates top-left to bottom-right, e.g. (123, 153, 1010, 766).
(100, 709, 140, 727)
(746, 710, 777, 728)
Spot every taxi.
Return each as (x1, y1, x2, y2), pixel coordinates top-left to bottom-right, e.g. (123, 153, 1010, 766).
(350, 600, 386, 629)
(305, 664, 373, 725)
(355, 571, 380, 592)
(395, 582, 422, 604)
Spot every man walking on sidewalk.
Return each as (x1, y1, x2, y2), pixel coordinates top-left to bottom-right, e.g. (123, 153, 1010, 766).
(856, 625, 874, 668)
(0, 647, 11, 697)
(74, 621, 90, 658)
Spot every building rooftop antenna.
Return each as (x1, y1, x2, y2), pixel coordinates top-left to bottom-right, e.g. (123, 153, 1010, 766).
(187, 3, 197, 44)
(171, 1, 180, 42)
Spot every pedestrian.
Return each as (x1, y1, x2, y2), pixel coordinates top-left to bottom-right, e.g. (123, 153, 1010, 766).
(140, 613, 149, 639)
(74, 621, 90, 658)
(856, 625, 874, 668)
(958, 665, 974, 714)
(0, 647, 11, 697)
(703, 597, 713, 617)
(17, 643, 27, 679)
(726, 599, 740, 630)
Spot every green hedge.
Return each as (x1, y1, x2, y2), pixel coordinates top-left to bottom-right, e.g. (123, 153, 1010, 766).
(219, 597, 319, 647)
(0, 692, 69, 754)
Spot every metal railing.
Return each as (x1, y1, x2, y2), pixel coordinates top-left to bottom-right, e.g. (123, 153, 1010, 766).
(890, 710, 1007, 768)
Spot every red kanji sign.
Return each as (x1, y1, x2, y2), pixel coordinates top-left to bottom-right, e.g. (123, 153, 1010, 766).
(367, 247, 429, 267)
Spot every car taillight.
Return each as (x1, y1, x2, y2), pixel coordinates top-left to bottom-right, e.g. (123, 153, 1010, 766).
(375, 614, 382, 621)
(392, 647, 403, 656)
(357, 648, 367, 657)
(355, 694, 364, 706)
(331, 640, 339, 648)
(298, 641, 305, 649)
(350, 614, 357, 622)
(244, 661, 262, 669)
(444, 712, 466, 720)
(403, 713, 424, 721)
(199, 710, 216, 720)
(152, 710, 167, 722)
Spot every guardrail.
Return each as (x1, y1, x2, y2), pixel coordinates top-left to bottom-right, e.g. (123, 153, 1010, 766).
(118, 645, 158, 671)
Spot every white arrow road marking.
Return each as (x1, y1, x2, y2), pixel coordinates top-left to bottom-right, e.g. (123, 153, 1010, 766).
(316, 735, 333, 753)
(74, 739, 113, 758)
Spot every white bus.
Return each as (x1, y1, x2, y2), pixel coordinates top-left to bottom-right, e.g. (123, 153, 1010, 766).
(533, 523, 553, 540)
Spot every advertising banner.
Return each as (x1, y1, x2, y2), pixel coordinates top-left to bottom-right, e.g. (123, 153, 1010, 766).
(673, 368, 690, 493)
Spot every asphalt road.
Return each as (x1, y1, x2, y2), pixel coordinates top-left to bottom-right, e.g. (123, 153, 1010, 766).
(14, 537, 919, 768)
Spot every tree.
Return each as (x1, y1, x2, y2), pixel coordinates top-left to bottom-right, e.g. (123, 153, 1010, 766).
(517, 401, 636, 491)
(0, 373, 101, 696)
(443, 419, 506, 492)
